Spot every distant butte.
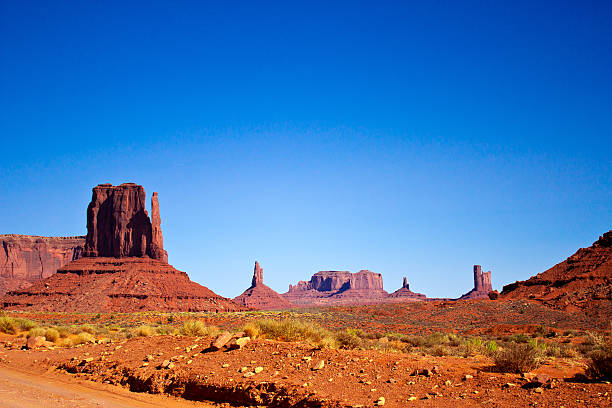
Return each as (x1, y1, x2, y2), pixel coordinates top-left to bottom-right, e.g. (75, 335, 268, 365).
(387, 276, 427, 301)
(1, 183, 245, 313)
(233, 261, 293, 310)
(459, 265, 493, 300)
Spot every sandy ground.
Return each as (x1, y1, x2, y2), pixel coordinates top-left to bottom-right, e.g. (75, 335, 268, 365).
(0, 365, 214, 408)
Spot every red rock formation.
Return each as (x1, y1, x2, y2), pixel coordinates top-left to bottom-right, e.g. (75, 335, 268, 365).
(2, 257, 245, 312)
(387, 277, 427, 301)
(1, 183, 246, 313)
(233, 261, 293, 310)
(501, 230, 612, 311)
(283, 270, 389, 306)
(0, 235, 84, 295)
(459, 265, 494, 300)
(83, 183, 166, 260)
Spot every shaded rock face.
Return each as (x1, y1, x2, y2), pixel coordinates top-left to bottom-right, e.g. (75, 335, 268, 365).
(0, 235, 84, 295)
(459, 265, 493, 300)
(2, 257, 246, 313)
(388, 277, 427, 301)
(83, 183, 167, 262)
(501, 230, 612, 311)
(284, 270, 389, 306)
(234, 261, 293, 310)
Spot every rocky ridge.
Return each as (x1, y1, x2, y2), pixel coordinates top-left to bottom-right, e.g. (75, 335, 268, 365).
(501, 230, 612, 311)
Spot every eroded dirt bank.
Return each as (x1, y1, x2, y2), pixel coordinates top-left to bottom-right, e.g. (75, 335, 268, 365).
(1, 334, 610, 407)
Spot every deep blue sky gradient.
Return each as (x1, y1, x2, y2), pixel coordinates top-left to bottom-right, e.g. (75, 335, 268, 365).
(1, 1, 611, 298)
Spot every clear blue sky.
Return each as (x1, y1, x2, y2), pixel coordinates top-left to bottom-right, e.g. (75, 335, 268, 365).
(1, 1, 610, 299)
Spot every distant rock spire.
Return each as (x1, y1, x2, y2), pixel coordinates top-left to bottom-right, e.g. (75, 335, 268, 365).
(402, 276, 409, 290)
(252, 261, 263, 287)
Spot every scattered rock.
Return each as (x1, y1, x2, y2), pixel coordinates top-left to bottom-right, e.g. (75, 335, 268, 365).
(375, 396, 385, 406)
(313, 360, 325, 370)
(210, 332, 233, 351)
(25, 336, 45, 350)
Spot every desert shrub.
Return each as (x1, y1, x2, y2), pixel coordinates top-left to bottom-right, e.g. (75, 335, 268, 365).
(27, 327, 47, 338)
(180, 320, 219, 337)
(132, 325, 154, 337)
(431, 345, 451, 356)
(422, 332, 449, 347)
(545, 343, 561, 357)
(586, 339, 612, 380)
(527, 338, 546, 352)
(447, 333, 462, 347)
(509, 333, 529, 343)
(584, 331, 605, 347)
(405, 335, 426, 347)
(251, 319, 333, 346)
(493, 342, 544, 373)
(15, 318, 37, 331)
(44, 328, 60, 342)
(560, 345, 579, 358)
(335, 330, 363, 349)
(485, 340, 498, 354)
(73, 332, 95, 345)
(243, 322, 261, 339)
(0, 316, 17, 334)
(79, 324, 96, 335)
(55, 326, 70, 338)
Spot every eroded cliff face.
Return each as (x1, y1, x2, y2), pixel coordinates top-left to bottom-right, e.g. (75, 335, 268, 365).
(0, 235, 84, 295)
(284, 270, 389, 306)
(83, 183, 167, 261)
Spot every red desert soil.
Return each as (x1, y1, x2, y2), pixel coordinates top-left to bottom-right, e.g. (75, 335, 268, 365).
(1, 334, 610, 407)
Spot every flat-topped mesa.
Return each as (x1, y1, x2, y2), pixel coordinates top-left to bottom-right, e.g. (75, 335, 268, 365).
(459, 264, 493, 300)
(252, 261, 264, 287)
(83, 183, 167, 262)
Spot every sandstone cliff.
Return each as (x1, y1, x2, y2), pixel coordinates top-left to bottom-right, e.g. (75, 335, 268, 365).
(501, 230, 612, 311)
(233, 261, 293, 310)
(84, 183, 167, 262)
(283, 270, 389, 306)
(0, 235, 84, 295)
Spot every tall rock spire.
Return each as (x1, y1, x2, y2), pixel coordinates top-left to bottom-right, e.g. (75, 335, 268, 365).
(150, 192, 168, 262)
(252, 261, 263, 287)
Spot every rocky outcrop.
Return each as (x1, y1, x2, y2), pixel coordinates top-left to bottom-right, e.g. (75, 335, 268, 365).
(2, 257, 245, 312)
(501, 230, 612, 311)
(83, 183, 167, 261)
(283, 270, 389, 306)
(0, 235, 84, 295)
(1, 183, 245, 312)
(387, 277, 427, 301)
(233, 261, 293, 310)
(459, 265, 493, 300)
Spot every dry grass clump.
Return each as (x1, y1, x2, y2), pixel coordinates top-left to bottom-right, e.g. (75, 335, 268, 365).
(72, 332, 95, 345)
(79, 324, 96, 335)
(44, 328, 60, 342)
(587, 338, 612, 380)
(0, 316, 17, 334)
(245, 319, 335, 347)
(493, 342, 544, 373)
(180, 320, 219, 337)
(132, 325, 154, 337)
(27, 327, 46, 338)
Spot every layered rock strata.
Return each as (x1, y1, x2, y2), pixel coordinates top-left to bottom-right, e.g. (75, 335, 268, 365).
(501, 230, 612, 310)
(0, 235, 84, 295)
(283, 270, 389, 306)
(459, 265, 493, 300)
(233, 261, 293, 310)
(387, 277, 427, 301)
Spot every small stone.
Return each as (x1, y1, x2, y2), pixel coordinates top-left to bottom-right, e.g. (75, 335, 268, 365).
(534, 387, 544, 394)
(239, 366, 248, 373)
(210, 332, 233, 351)
(145, 355, 154, 361)
(187, 360, 192, 364)
(243, 372, 255, 377)
(445, 380, 452, 386)
(254, 366, 263, 373)
(167, 362, 175, 369)
(313, 360, 325, 370)
(375, 397, 385, 406)
(141, 362, 149, 367)
(222, 363, 230, 368)
(408, 396, 417, 401)
(228, 337, 251, 350)
(303, 356, 312, 362)
(463, 374, 473, 380)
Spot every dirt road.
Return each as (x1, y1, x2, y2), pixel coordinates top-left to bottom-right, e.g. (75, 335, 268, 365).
(0, 366, 211, 408)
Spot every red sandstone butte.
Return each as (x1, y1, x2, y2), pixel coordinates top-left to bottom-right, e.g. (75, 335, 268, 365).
(0, 235, 84, 295)
(458, 265, 493, 300)
(501, 230, 612, 311)
(1, 183, 245, 313)
(83, 183, 167, 262)
(387, 277, 427, 301)
(233, 261, 293, 310)
(283, 270, 389, 307)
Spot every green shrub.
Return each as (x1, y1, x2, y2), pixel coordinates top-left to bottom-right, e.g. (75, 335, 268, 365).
(493, 342, 543, 373)
(509, 333, 529, 343)
(15, 318, 37, 331)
